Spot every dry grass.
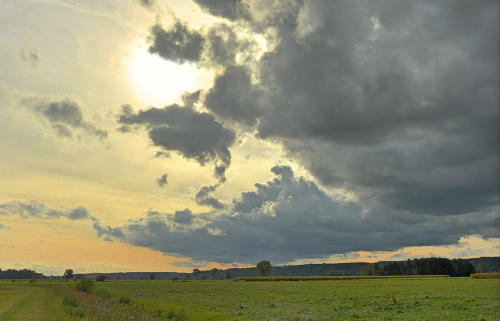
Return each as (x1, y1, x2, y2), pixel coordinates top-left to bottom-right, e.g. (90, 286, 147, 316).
(64, 287, 154, 321)
(471, 272, 500, 279)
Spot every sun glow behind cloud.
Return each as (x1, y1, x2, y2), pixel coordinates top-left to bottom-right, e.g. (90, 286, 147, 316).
(128, 44, 204, 106)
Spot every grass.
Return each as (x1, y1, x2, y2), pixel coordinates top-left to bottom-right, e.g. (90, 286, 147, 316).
(0, 280, 82, 320)
(93, 277, 499, 321)
(471, 272, 500, 279)
(233, 275, 449, 281)
(1, 277, 499, 320)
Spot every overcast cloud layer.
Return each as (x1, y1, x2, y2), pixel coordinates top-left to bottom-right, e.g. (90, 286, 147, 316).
(108, 0, 500, 263)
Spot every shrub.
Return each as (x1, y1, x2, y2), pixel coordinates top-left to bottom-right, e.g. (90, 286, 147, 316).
(75, 278, 94, 292)
(62, 296, 86, 318)
(96, 275, 106, 282)
(63, 296, 80, 307)
(166, 307, 187, 321)
(256, 260, 272, 276)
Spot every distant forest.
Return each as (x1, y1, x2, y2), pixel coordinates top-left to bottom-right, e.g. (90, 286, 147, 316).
(0, 268, 45, 279)
(361, 258, 476, 277)
(2, 257, 498, 280)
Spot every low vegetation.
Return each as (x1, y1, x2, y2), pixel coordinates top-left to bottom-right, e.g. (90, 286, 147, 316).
(1, 272, 499, 320)
(233, 275, 448, 281)
(75, 278, 94, 292)
(92, 277, 498, 320)
(471, 272, 500, 279)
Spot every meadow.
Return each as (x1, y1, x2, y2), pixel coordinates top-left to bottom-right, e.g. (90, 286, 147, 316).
(0, 277, 498, 321)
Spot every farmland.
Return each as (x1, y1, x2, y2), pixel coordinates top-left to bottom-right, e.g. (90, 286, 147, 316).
(0, 277, 499, 320)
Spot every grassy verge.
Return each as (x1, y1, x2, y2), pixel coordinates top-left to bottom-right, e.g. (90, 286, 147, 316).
(471, 272, 500, 279)
(233, 275, 449, 281)
(0, 280, 82, 320)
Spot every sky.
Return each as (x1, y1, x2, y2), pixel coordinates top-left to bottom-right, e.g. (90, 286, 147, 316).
(0, 0, 499, 276)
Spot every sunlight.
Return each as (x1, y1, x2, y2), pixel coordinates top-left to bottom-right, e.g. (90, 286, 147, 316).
(128, 45, 197, 105)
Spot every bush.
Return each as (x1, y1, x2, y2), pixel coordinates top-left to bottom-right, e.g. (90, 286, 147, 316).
(62, 296, 86, 318)
(75, 278, 94, 292)
(256, 260, 272, 276)
(63, 296, 80, 307)
(96, 275, 106, 282)
(166, 307, 187, 321)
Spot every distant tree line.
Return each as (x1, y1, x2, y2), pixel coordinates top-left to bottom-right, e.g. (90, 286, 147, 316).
(0, 268, 45, 279)
(361, 258, 475, 277)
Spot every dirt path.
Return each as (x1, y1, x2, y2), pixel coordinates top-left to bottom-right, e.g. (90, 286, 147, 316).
(0, 286, 56, 321)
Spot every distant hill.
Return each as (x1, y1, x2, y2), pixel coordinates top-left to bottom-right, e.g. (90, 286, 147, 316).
(72, 256, 499, 280)
(464, 256, 500, 272)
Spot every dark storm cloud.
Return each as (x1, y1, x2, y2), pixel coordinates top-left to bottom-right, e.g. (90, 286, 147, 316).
(157, 174, 168, 188)
(199, 0, 499, 217)
(0, 201, 92, 221)
(181, 90, 201, 107)
(94, 166, 499, 263)
(192, 0, 250, 21)
(214, 164, 226, 183)
(173, 208, 194, 225)
(148, 23, 205, 63)
(205, 24, 238, 66)
(195, 184, 225, 209)
(29, 99, 107, 139)
(107, 0, 498, 263)
(204, 65, 263, 125)
(117, 104, 235, 168)
(93, 221, 124, 239)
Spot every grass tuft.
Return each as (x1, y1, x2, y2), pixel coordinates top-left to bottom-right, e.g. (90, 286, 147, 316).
(75, 279, 94, 293)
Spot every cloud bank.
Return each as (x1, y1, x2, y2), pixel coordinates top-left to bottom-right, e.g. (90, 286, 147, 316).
(94, 166, 499, 263)
(0, 200, 92, 221)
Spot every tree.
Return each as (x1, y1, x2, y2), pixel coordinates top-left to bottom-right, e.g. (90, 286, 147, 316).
(256, 260, 272, 276)
(150, 273, 156, 280)
(225, 271, 232, 279)
(477, 263, 489, 273)
(63, 269, 74, 280)
(210, 268, 219, 280)
(192, 269, 200, 280)
(96, 275, 106, 282)
(360, 263, 380, 276)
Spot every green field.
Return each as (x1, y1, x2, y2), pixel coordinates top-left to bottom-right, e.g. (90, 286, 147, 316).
(0, 281, 82, 321)
(0, 277, 498, 320)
